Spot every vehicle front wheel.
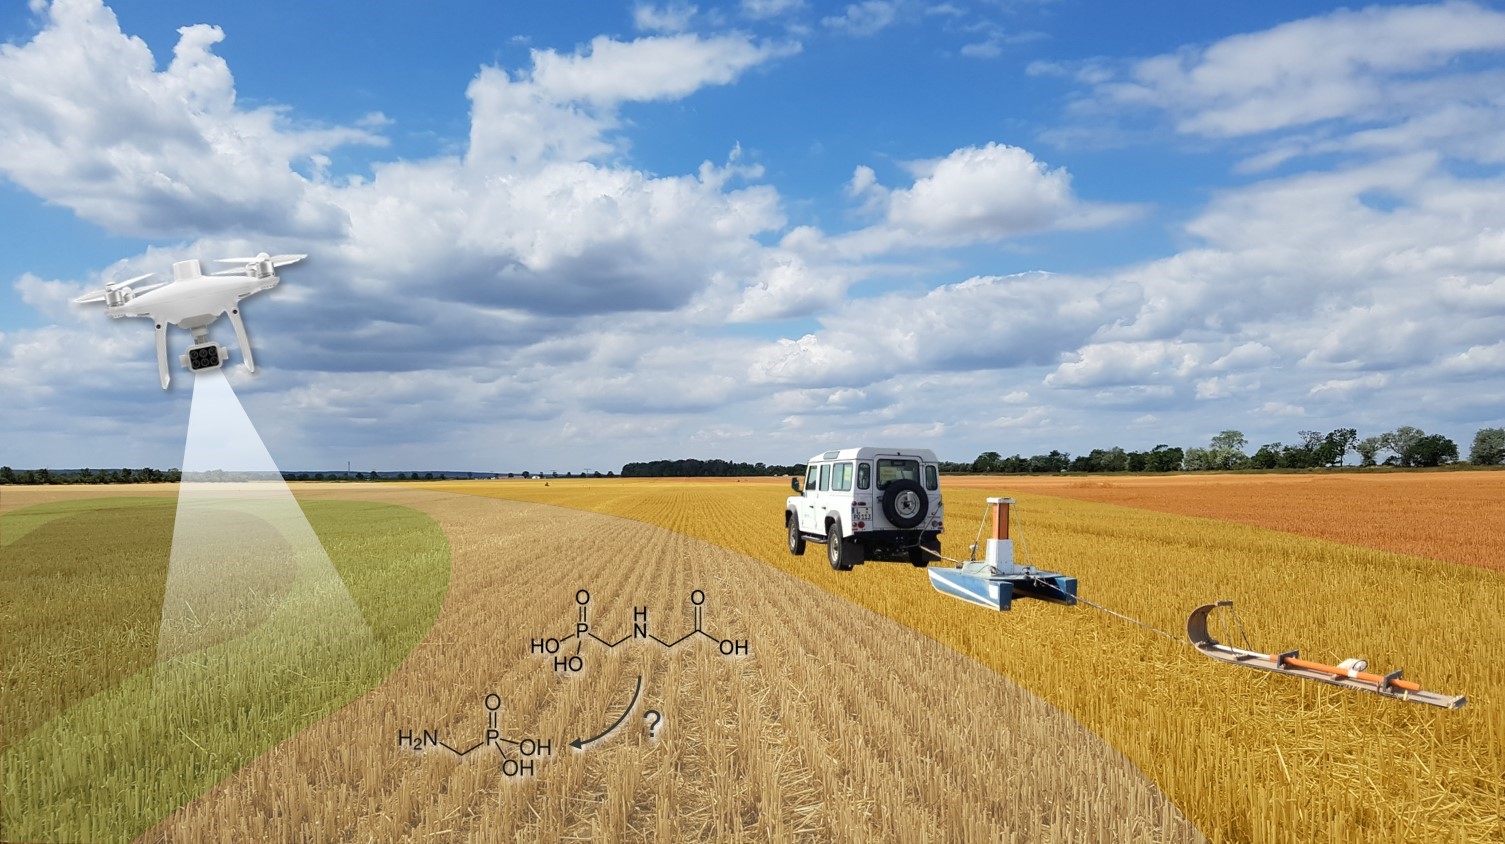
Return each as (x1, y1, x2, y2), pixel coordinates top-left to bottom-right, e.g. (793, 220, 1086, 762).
(827, 523, 857, 571)
(788, 514, 806, 556)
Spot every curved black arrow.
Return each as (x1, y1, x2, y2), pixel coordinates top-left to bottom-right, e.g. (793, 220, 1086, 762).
(570, 675, 642, 750)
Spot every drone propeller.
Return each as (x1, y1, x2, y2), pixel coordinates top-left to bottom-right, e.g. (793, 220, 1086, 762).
(73, 273, 156, 304)
(214, 253, 306, 267)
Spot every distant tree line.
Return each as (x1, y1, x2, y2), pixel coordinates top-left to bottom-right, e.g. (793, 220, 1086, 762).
(0, 466, 180, 485)
(6, 427, 1499, 485)
(621, 459, 804, 477)
(951, 426, 1504, 475)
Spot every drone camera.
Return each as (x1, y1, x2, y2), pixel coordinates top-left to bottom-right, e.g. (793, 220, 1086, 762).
(181, 342, 229, 372)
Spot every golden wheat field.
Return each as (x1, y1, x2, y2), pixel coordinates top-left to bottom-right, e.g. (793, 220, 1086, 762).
(971, 471, 1505, 571)
(419, 475, 1505, 844)
(4, 485, 1199, 843)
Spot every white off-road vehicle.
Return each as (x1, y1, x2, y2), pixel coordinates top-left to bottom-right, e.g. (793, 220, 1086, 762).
(785, 447, 944, 571)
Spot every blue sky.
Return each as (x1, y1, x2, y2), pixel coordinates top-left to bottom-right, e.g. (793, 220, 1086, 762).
(2, 0, 1502, 473)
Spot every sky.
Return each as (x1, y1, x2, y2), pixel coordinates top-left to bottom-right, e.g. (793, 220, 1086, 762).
(1, 0, 1502, 474)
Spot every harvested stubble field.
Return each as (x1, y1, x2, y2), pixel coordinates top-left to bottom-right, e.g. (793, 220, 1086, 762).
(3, 485, 1199, 843)
(421, 475, 1505, 843)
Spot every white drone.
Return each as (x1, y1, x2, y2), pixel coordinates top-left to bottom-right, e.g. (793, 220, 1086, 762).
(73, 252, 305, 389)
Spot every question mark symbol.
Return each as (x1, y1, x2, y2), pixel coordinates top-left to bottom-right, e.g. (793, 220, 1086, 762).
(644, 709, 662, 739)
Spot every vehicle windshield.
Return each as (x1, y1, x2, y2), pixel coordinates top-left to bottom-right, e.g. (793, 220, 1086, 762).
(876, 458, 920, 488)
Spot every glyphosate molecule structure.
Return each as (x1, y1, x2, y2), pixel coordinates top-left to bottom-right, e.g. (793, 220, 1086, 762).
(530, 589, 750, 675)
(395, 589, 748, 778)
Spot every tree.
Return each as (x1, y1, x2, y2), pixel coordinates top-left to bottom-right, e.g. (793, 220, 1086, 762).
(1317, 428, 1357, 467)
(521, 471, 531, 479)
(1027, 450, 1070, 473)
(1355, 436, 1383, 467)
(1147, 445, 1183, 472)
(1207, 430, 1248, 469)
(1469, 428, 1505, 465)
(972, 451, 1003, 473)
(1210, 430, 1248, 453)
(1250, 443, 1282, 469)
(1410, 434, 1458, 467)
(1281, 443, 1320, 469)
(1381, 426, 1426, 467)
(1182, 447, 1213, 471)
(0, 466, 13, 484)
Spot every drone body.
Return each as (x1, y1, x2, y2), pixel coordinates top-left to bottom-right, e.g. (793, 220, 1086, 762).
(74, 253, 305, 389)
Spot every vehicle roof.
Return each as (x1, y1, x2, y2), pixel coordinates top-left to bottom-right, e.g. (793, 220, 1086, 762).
(805, 447, 939, 463)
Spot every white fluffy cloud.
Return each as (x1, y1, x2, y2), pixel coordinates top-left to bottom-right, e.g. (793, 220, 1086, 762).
(0, 0, 382, 238)
(1098, 2, 1505, 137)
(1079, 2, 1505, 170)
(823, 143, 1139, 258)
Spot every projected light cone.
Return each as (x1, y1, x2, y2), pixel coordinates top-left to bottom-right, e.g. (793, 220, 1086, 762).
(157, 369, 372, 670)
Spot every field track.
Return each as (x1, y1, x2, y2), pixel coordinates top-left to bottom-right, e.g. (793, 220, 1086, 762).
(84, 485, 1196, 843)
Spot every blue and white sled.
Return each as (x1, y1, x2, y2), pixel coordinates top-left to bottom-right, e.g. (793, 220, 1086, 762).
(926, 498, 1077, 612)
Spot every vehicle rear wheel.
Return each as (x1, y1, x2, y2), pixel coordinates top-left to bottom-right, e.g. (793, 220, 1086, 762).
(827, 523, 857, 571)
(788, 514, 806, 555)
(908, 534, 940, 567)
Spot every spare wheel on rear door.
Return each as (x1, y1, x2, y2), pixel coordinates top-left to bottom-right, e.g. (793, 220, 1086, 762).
(882, 478, 928, 529)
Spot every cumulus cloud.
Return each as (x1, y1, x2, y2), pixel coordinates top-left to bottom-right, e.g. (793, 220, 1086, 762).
(1097, 2, 1505, 136)
(528, 33, 794, 105)
(1045, 341, 1201, 389)
(747, 271, 1142, 387)
(825, 143, 1140, 257)
(467, 32, 796, 170)
(0, 0, 383, 238)
(1073, 2, 1505, 168)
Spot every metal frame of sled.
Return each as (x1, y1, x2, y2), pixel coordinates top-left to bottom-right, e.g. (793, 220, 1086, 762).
(1188, 601, 1465, 709)
(927, 497, 1077, 611)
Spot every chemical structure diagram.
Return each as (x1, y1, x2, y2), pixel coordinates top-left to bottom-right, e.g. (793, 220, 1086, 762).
(530, 588, 750, 675)
(394, 589, 748, 780)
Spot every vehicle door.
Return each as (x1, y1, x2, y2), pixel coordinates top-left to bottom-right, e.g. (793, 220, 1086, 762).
(813, 462, 831, 532)
(852, 460, 874, 529)
(800, 462, 820, 531)
(875, 456, 922, 528)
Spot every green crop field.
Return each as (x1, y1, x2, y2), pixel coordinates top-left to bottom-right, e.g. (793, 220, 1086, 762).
(1, 496, 451, 843)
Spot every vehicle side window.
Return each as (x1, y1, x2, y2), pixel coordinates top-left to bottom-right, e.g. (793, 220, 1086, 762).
(856, 462, 870, 490)
(832, 462, 853, 491)
(925, 465, 938, 491)
(818, 463, 830, 491)
(805, 465, 818, 491)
